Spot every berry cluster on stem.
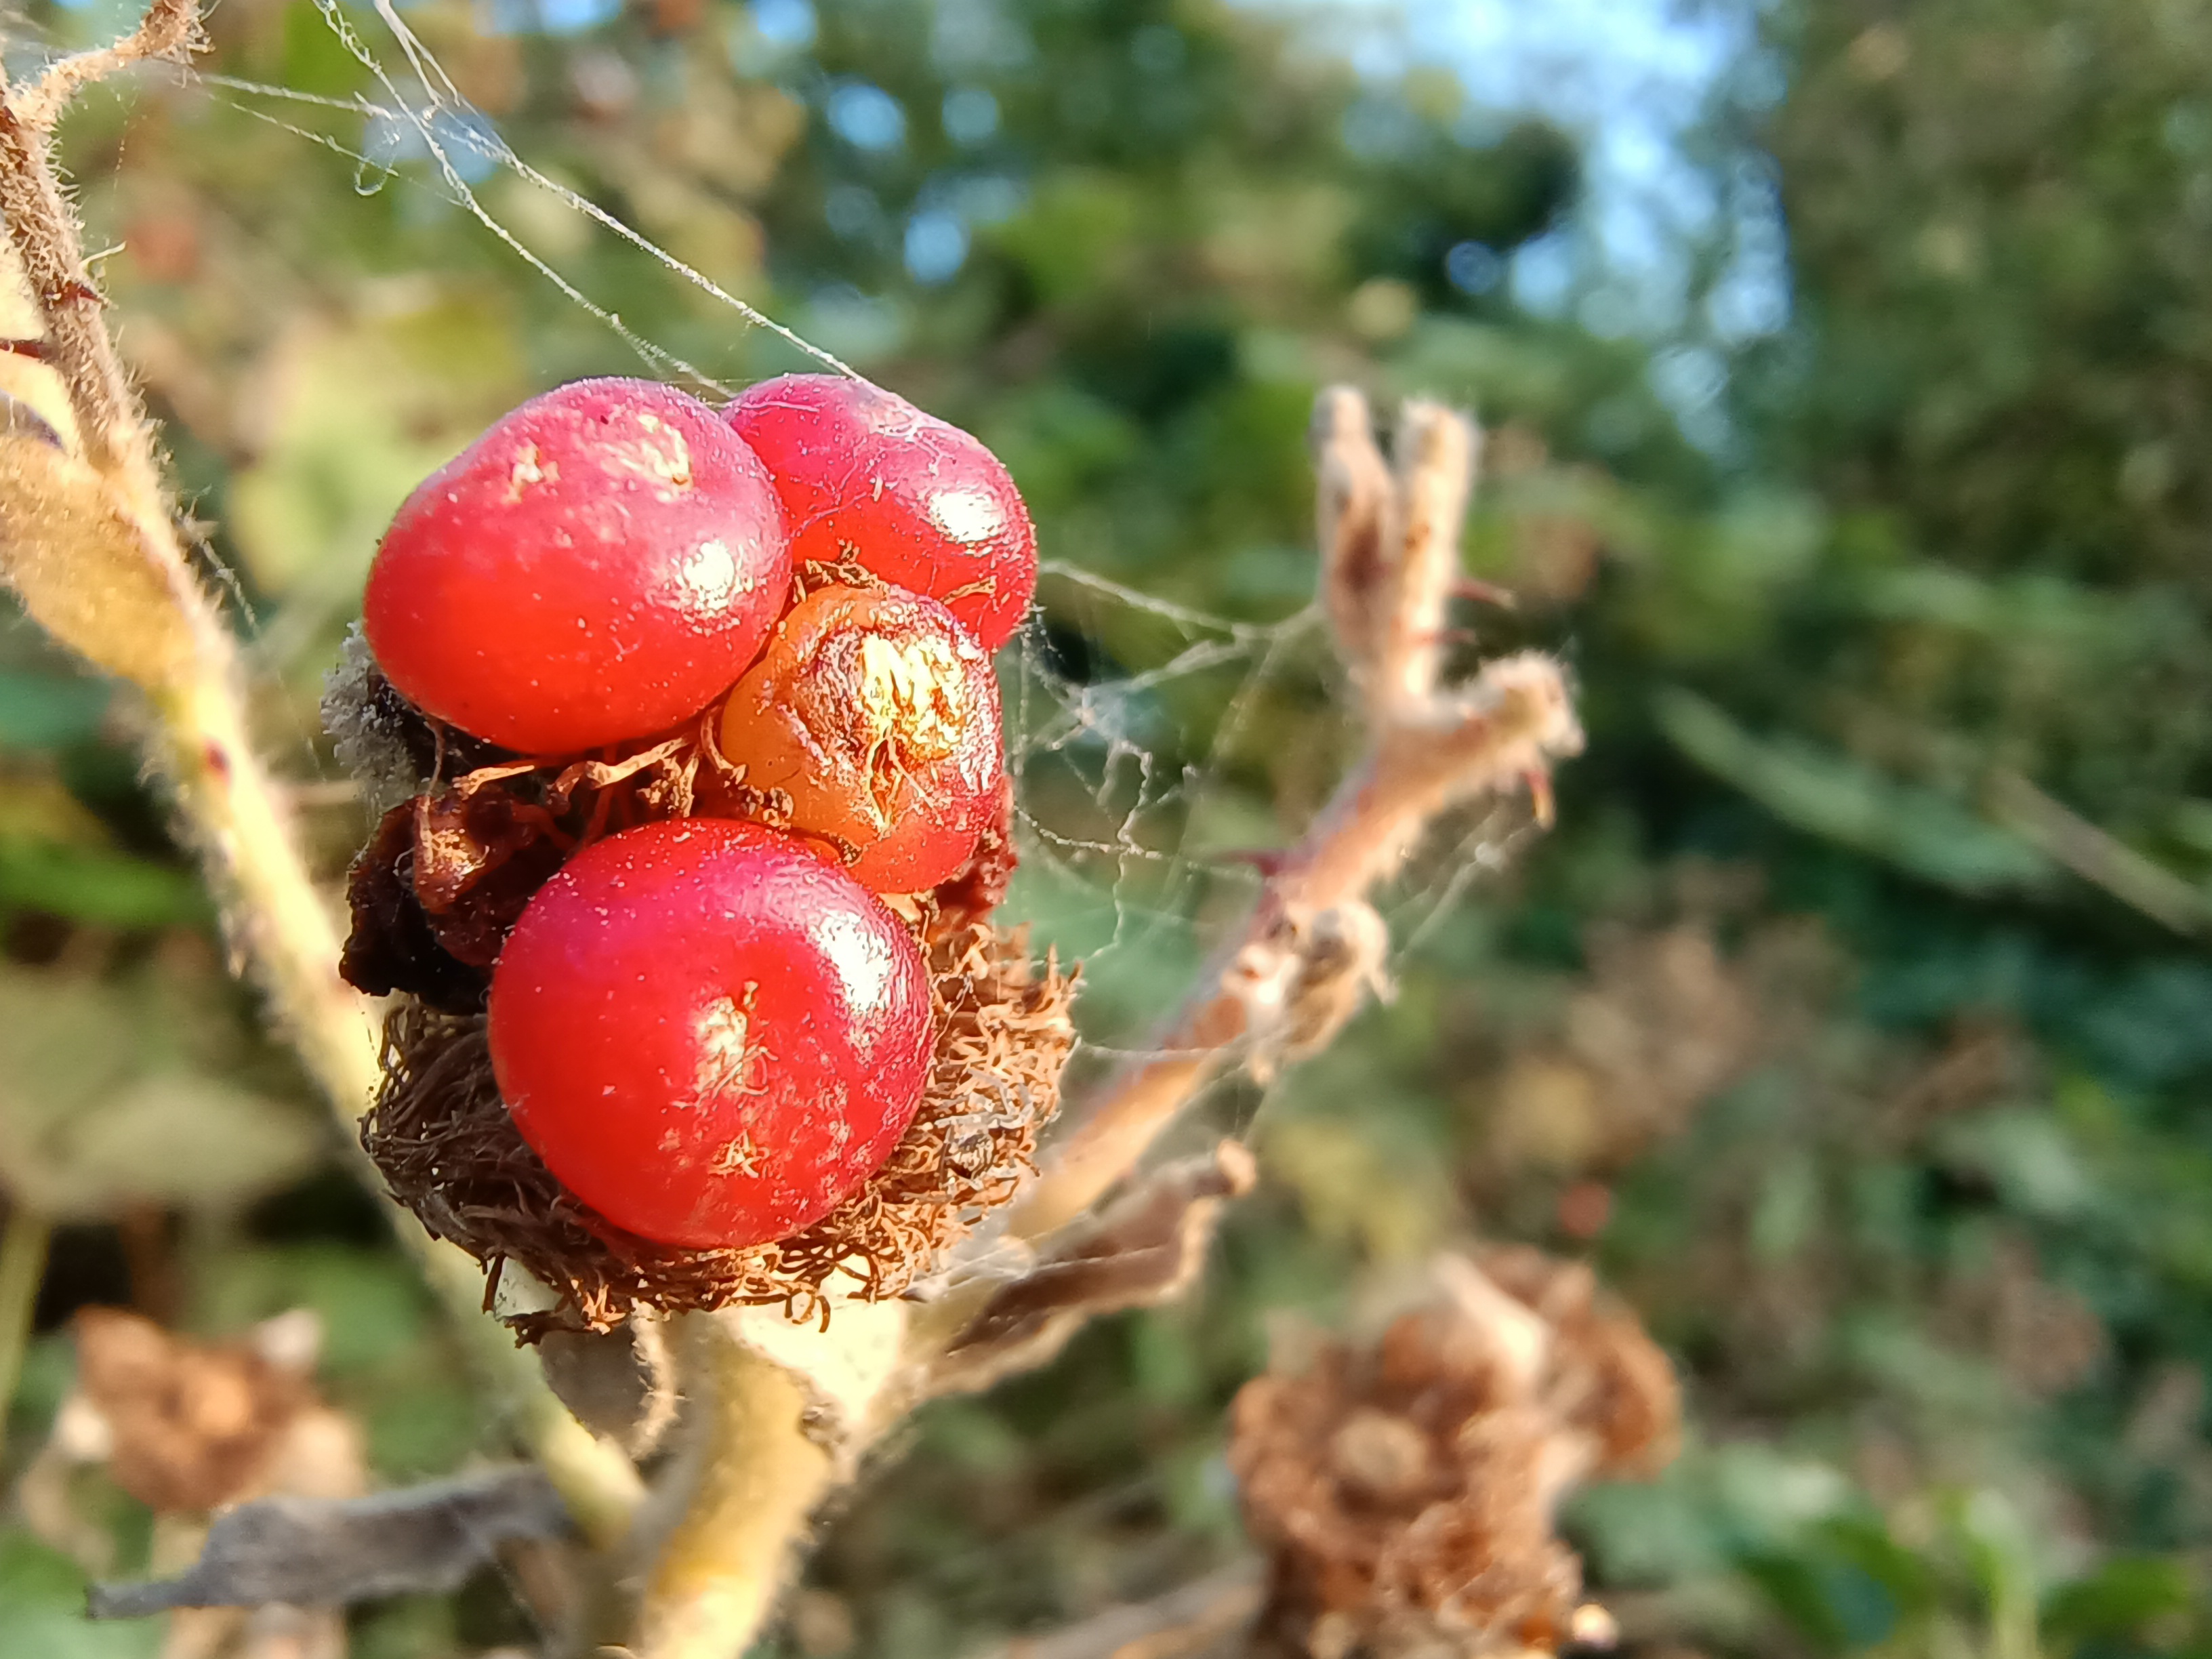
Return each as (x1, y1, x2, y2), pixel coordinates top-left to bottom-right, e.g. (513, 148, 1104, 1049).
(335, 370, 1061, 1325)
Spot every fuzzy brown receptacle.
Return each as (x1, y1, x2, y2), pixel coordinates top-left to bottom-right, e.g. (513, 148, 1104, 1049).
(361, 919, 1074, 1340)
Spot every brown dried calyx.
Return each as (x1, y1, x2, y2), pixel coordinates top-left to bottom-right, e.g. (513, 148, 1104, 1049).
(1228, 1249, 1678, 1659)
(329, 635, 1076, 1333)
(334, 710, 742, 1015)
(361, 919, 1076, 1340)
(328, 638, 798, 1012)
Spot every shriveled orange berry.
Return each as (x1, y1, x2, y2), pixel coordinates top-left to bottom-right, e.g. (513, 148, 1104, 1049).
(716, 584, 1004, 893)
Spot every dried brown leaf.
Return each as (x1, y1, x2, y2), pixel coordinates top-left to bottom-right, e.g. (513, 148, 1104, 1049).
(933, 1141, 1257, 1395)
(86, 1466, 567, 1616)
(1228, 1250, 1678, 1658)
(536, 1317, 681, 1458)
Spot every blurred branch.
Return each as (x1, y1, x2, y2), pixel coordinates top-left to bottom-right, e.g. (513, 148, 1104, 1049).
(983, 1561, 1263, 1659)
(0, 0, 643, 1541)
(1987, 770, 2211, 935)
(931, 1143, 1256, 1397)
(86, 1465, 567, 1616)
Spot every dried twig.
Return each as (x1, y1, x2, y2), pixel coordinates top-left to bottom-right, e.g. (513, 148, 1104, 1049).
(930, 1142, 1258, 1396)
(1013, 396, 1573, 1240)
(87, 1467, 568, 1616)
(1987, 769, 2211, 934)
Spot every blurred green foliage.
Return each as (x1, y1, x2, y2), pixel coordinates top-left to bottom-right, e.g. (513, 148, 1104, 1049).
(1, 0, 2209, 1654)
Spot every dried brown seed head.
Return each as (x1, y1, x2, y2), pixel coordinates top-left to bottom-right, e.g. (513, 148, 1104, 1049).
(1228, 1251, 1679, 1658)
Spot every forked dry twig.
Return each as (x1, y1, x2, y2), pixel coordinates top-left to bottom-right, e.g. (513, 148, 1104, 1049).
(1010, 393, 1576, 1241)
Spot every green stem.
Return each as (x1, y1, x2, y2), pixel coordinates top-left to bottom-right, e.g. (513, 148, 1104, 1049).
(0, 1201, 53, 1461)
(0, 11, 644, 1540)
(635, 1326, 835, 1659)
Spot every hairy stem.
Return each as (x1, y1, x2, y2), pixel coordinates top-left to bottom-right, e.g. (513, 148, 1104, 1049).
(16, 0, 201, 132)
(0, 82, 165, 489)
(635, 1330, 836, 1659)
(0, 4, 642, 1536)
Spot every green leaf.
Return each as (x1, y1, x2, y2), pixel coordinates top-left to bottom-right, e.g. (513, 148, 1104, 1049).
(0, 838, 207, 930)
(0, 1530, 161, 1659)
(192, 1246, 430, 1380)
(1657, 689, 2053, 895)
(2043, 1555, 2198, 1643)
(225, 298, 526, 605)
(0, 671, 109, 753)
(0, 964, 321, 1219)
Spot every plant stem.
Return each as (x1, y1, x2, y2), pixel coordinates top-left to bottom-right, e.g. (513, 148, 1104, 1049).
(0, 1200, 52, 1460)
(0, 6, 643, 1537)
(635, 1328, 836, 1659)
(1012, 657, 1579, 1239)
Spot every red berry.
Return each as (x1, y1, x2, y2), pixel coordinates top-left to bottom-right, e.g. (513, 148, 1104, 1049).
(716, 584, 1004, 893)
(488, 819, 933, 1250)
(725, 374, 1036, 651)
(366, 378, 791, 754)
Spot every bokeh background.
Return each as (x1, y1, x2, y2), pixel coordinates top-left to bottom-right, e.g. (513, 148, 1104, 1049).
(3, 0, 2212, 1654)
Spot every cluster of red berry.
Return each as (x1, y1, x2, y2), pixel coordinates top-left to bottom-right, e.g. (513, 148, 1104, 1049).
(350, 373, 1036, 1257)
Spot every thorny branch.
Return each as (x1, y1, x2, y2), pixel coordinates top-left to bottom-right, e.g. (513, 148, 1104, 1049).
(0, 0, 643, 1538)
